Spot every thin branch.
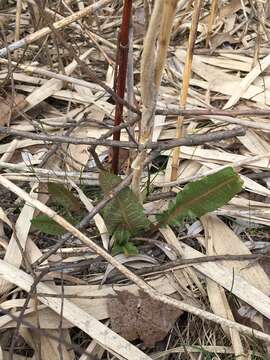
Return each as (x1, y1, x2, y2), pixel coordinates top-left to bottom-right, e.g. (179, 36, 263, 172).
(0, 126, 246, 150)
(155, 108, 270, 117)
(106, 253, 267, 282)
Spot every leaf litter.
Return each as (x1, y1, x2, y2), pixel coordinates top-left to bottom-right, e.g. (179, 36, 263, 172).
(0, 0, 270, 359)
(108, 290, 182, 348)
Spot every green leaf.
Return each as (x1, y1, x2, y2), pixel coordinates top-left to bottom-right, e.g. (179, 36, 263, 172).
(111, 243, 124, 255)
(48, 183, 81, 211)
(114, 228, 131, 245)
(31, 215, 65, 235)
(157, 167, 243, 226)
(112, 242, 139, 256)
(123, 242, 139, 256)
(99, 170, 122, 194)
(99, 171, 150, 235)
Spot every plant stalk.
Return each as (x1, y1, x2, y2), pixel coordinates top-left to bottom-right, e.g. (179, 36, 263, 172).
(205, 0, 217, 47)
(131, 0, 178, 198)
(170, 0, 203, 181)
(112, 0, 133, 174)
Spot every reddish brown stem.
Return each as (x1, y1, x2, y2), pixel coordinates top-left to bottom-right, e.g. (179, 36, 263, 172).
(112, 0, 133, 174)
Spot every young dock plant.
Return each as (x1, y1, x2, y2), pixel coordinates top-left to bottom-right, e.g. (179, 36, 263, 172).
(31, 183, 81, 235)
(100, 167, 243, 255)
(99, 171, 151, 255)
(30, 168, 243, 255)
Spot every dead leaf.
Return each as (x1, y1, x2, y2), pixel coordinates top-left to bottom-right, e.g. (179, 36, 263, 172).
(0, 15, 10, 29)
(210, 32, 238, 52)
(0, 100, 12, 126)
(0, 94, 28, 126)
(202, 0, 245, 24)
(108, 290, 182, 348)
(230, 303, 265, 333)
(259, 256, 270, 278)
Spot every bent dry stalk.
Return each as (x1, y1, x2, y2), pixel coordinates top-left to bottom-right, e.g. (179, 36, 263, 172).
(131, 0, 178, 198)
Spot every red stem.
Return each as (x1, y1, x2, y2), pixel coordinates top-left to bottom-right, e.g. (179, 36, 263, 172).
(112, 0, 133, 174)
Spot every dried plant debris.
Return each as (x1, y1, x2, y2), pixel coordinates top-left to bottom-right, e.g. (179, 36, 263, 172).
(108, 290, 182, 348)
(0, 94, 27, 127)
(1, 0, 270, 359)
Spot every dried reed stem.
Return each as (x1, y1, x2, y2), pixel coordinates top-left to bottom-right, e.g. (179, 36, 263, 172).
(206, 0, 218, 47)
(131, 0, 177, 197)
(15, 0, 23, 41)
(170, 0, 203, 181)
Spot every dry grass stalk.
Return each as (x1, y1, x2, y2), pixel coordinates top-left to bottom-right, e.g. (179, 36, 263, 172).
(205, 0, 218, 47)
(131, 0, 178, 197)
(15, 0, 22, 41)
(170, 0, 204, 181)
